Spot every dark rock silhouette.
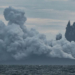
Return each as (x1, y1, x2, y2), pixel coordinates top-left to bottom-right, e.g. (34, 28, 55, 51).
(65, 21, 75, 42)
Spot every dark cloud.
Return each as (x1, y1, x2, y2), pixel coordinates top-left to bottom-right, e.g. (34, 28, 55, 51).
(65, 21, 75, 42)
(56, 33, 62, 40)
(4, 6, 26, 25)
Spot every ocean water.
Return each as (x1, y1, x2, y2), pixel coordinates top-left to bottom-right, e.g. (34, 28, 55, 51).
(0, 65, 75, 75)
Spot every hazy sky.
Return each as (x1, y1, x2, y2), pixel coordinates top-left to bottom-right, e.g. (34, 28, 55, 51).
(0, 0, 75, 39)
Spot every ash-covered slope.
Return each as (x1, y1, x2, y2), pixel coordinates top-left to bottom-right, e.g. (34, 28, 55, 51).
(0, 7, 75, 64)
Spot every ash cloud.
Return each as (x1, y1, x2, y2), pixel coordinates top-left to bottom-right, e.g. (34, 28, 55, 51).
(65, 21, 75, 42)
(0, 7, 75, 63)
(56, 33, 62, 40)
(4, 7, 26, 25)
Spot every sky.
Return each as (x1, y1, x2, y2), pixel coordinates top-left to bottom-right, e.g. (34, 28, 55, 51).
(0, 0, 75, 65)
(0, 0, 75, 39)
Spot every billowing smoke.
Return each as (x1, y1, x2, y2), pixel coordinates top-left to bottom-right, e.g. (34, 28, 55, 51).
(0, 7, 75, 62)
(4, 6, 26, 25)
(56, 33, 62, 40)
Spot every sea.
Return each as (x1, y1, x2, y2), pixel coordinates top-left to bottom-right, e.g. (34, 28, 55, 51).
(0, 65, 75, 75)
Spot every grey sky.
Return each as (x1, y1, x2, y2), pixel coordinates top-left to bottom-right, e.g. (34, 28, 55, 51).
(0, 0, 75, 39)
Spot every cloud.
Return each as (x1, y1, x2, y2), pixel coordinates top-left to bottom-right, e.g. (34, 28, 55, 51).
(56, 33, 62, 40)
(50, 45, 74, 59)
(0, 7, 75, 64)
(4, 6, 26, 25)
